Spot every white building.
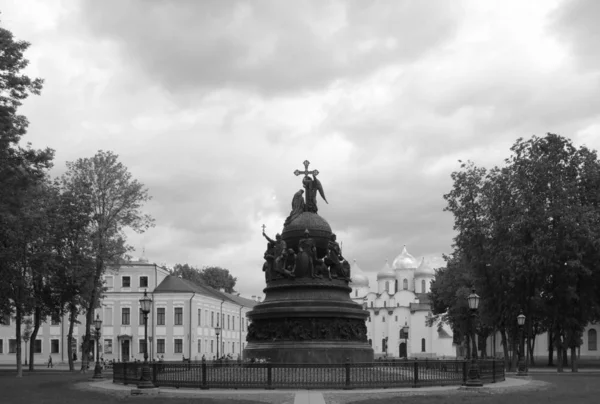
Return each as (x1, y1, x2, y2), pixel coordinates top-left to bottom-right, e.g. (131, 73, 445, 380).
(0, 259, 257, 365)
(350, 246, 455, 359)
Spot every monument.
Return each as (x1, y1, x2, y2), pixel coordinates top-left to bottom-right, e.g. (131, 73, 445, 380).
(244, 161, 374, 363)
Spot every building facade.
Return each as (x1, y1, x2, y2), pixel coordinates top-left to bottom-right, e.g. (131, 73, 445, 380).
(0, 260, 256, 365)
(350, 246, 455, 359)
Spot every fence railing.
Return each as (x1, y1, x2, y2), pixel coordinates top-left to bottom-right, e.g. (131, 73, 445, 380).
(112, 359, 505, 390)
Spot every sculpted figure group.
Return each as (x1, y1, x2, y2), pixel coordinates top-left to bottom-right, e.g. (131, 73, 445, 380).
(262, 229, 351, 283)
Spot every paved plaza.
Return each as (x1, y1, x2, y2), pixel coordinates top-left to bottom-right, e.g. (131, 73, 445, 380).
(1, 367, 600, 404)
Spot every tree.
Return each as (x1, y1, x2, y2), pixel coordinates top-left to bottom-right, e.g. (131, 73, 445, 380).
(441, 133, 600, 373)
(200, 266, 237, 293)
(0, 17, 52, 378)
(172, 264, 237, 293)
(61, 150, 153, 372)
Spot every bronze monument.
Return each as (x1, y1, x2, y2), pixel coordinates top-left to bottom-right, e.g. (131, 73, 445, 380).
(245, 160, 373, 363)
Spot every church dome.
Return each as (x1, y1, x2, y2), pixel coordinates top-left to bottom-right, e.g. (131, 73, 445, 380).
(415, 257, 435, 277)
(376, 260, 395, 280)
(392, 245, 418, 269)
(350, 260, 369, 287)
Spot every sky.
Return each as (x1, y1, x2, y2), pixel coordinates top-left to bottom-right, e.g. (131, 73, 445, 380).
(2, 0, 600, 299)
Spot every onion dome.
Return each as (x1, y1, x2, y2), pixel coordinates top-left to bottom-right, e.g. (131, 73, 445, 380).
(350, 259, 369, 287)
(392, 245, 418, 269)
(376, 260, 395, 280)
(415, 257, 435, 277)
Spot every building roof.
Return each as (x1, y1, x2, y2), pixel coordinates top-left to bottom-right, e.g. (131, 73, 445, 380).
(376, 260, 395, 280)
(154, 275, 257, 308)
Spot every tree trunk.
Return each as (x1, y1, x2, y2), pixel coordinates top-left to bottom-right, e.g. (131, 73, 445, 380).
(571, 346, 578, 372)
(548, 328, 554, 366)
(15, 303, 23, 377)
(479, 333, 488, 359)
(28, 307, 41, 371)
(528, 332, 536, 366)
(562, 347, 568, 367)
(500, 329, 510, 371)
(81, 255, 103, 373)
(67, 302, 76, 371)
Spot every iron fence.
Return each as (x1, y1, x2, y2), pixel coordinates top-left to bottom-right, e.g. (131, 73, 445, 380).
(112, 359, 505, 390)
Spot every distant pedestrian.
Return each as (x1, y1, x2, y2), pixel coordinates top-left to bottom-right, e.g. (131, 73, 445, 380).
(47, 355, 53, 368)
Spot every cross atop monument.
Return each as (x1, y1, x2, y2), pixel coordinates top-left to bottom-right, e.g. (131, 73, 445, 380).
(261, 224, 266, 233)
(294, 160, 319, 178)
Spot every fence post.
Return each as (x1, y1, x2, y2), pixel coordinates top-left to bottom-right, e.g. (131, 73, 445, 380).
(413, 361, 419, 388)
(152, 362, 157, 386)
(201, 358, 208, 390)
(462, 360, 467, 385)
(344, 358, 352, 390)
(492, 360, 496, 383)
(266, 363, 274, 390)
(124, 362, 128, 385)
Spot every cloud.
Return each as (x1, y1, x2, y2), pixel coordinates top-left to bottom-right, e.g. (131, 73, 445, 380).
(78, 0, 463, 95)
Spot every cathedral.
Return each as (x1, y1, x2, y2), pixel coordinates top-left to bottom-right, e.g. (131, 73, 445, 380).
(350, 246, 455, 358)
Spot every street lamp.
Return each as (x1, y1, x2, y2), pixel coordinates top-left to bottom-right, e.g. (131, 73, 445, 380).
(401, 325, 409, 359)
(517, 311, 527, 376)
(215, 321, 222, 360)
(137, 290, 154, 389)
(465, 288, 482, 387)
(93, 314, 103, 379)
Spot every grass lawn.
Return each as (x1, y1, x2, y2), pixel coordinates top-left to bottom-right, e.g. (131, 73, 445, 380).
(0, 371, 291, 404)
(326, 374, 600, 404)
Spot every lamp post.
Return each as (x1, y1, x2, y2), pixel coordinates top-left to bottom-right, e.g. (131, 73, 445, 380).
(465, 288, 482, 387)
(401, 325, 409, 359)
(137, 290, 154, 389)
(517, 312, 527, 376)
(93, 314, 103, 379)
(215, 321, 222, 360)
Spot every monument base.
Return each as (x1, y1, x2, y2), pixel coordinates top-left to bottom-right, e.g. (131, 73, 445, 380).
(244, 340, 374, 364)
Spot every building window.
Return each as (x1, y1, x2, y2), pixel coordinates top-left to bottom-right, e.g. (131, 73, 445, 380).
(385, 281, 389, 293)
(589, 329, 597, 351)
(122, 308, 130, 325)
(122, 276, 130, 288)
(210, 340, 214, 353)
(50, 315, 60, 326)
(51, 339, 59, 354)
(0, 339, 3, 354)
(403, 279, 408, 290)
(368, 339, 372, 346)
(174, 339, 183, 353)
(198, 339, 202, 353)
(1, 314, 10, 325)
(197, 309, 202, 326)
(157, 308, 165, 325)
(368, 316, 371, 322)
(395, 280, 398, 293)
(174, 308, 183, 326)
(157, 339, 165, 354)
(104, 276, 114, 289)
(395, 316, 398, 322)
(355, 290, 358, 297)
(104, 307, 113, 326)
(370, 302, 373, 308)
(421, 279, 426, 293)
(9, 339, 17, 353)
(139, 339, 147, 354)
(382, 317, 386, 323)
(211, 311, 214, 327)
(205, 310, 208, 327)
(421, 338, 426, 352)
(34, 340, 42, 354)
(384, 301, 386, 307)
(139, 308, 147, 325)
(140, 276, 148, 288)
(104, 339, 113, 354)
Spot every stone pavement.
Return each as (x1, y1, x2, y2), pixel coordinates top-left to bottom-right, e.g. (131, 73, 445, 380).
(84, 376, 534, 404)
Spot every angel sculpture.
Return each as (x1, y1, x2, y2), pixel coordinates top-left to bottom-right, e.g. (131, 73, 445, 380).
(302, 173, 328, 213)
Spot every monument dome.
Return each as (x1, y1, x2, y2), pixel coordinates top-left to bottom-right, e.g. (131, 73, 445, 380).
(392, 245, 418, 269)
(281, 211, 332, 256)
(376, 260, 395, 280)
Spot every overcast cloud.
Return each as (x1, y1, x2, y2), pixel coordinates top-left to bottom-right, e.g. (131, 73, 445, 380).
(3, 0, 600, 298)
